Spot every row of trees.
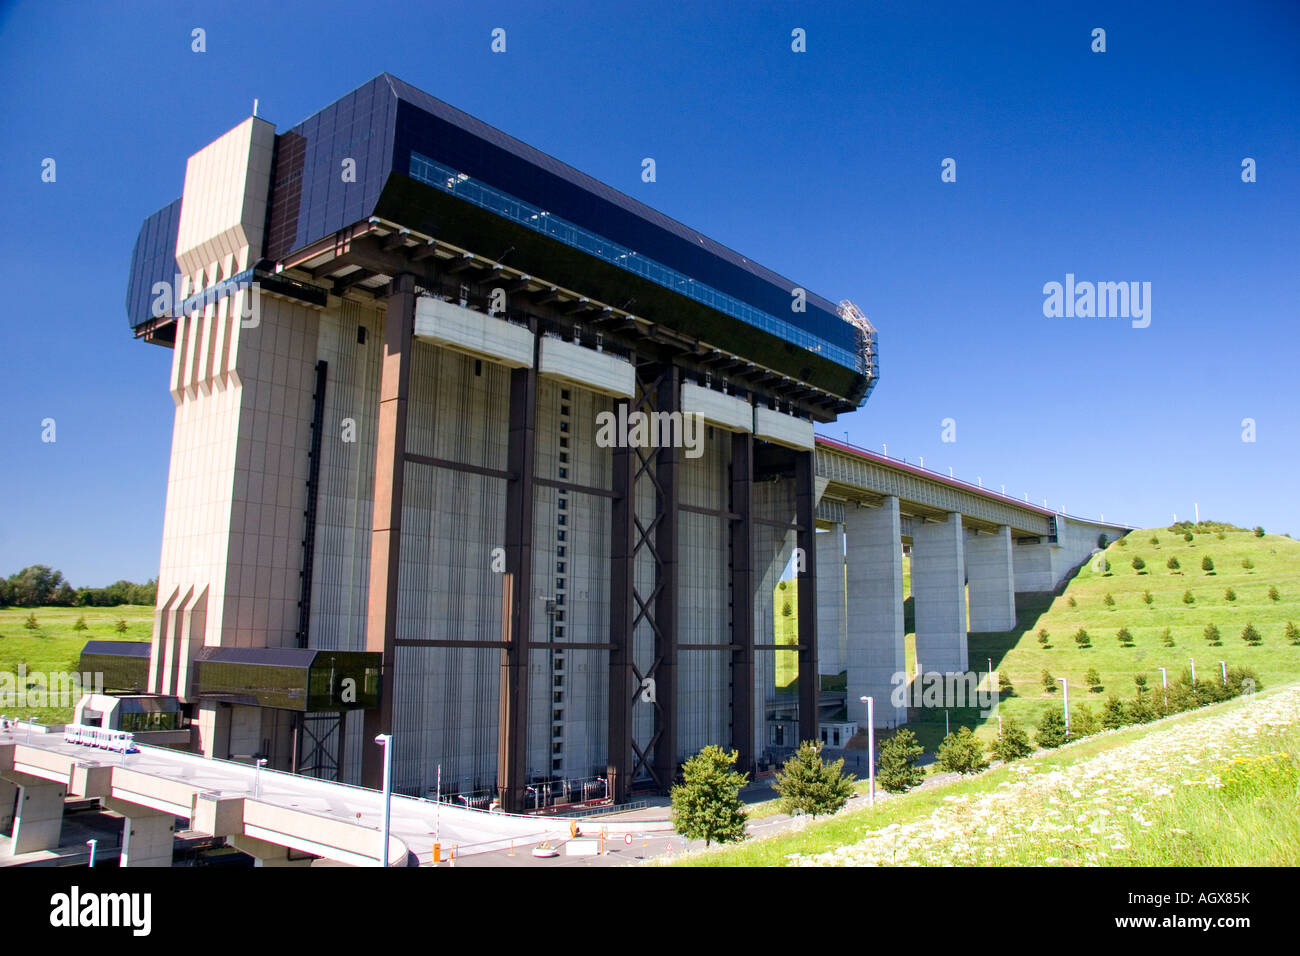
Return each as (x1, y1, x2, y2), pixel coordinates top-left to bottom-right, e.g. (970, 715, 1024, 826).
(0, 565, 156, 608)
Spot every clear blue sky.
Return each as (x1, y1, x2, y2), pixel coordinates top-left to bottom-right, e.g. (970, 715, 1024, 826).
(1, 0, 1296, 586)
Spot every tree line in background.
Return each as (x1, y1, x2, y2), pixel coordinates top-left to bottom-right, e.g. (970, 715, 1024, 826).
(0, 565, 157, 608)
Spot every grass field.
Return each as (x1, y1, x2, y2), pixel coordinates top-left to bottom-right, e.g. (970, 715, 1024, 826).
(0, 604, 154, 723)
(672, 681, 1300, 866)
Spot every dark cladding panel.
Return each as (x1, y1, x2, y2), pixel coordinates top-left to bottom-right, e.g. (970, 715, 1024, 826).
(79, 640, 151, 694)
(124, 197, 181, 329)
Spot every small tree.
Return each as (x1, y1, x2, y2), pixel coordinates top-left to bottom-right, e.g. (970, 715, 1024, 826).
(1149, 535, 1160, 546)
(1160, 627, 1175, 647)
(1072, 704, 1100, 737)
(670, 745, 749, 847)
(1103, 592, 1116, 608)
(1085, 667, 1103, 692)
(1100, 696, 1128, 729)
(1224, 587, 1236, 602)
(1184, 532, 1194, 542)
(1097, 555, 1110, 574)
(1116, 627, 1133, 647)
(1286, 621, 1300, 646)
(1134, 673, 1149, 694)
(114, 618, 129, 635)
(1116, 537, 1128, 548)
(772, 740, 856, 819)
(1097, 533, 1108, 548)
(1241, 622, 1262, 646)
(781, 599, 793, 618)
(1073, 628, 1091, 649)
(1203, 623, 1221, 646)
(1241, 558, 1254, 571)
(1167, 556, 1180, 573)
(1253, 526, 1265, 537)
(1036, 708, 1067, 748)
(989, 718, 1033, 762)
(1201, 555, 1215, 574)
(72, 615, 88, 632)
(998, 671, 1014, 696)
(1067, 595, 1077, 608)
(937, 727, 988, 775)
(23, 612, 39, 631)
(1041, 668, 1056, 692)
(1142, 589, 1154, 607)
(1037, 628, 1050, 648)
(1132, 556, 1146, 573)
(1183, 589, 1195, 605)
(1268, 586, 1280, 603)
(877, 729, 925, 793)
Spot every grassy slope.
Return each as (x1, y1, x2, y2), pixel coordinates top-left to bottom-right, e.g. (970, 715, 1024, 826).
(673, 682, 1300, 866)
(0, 604, 154, 723)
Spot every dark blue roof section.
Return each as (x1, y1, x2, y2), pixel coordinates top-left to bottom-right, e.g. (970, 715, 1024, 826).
(125, 198, 181, 328)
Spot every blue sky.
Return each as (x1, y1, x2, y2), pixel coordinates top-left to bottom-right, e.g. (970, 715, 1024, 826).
(1, 0, 1297, 586)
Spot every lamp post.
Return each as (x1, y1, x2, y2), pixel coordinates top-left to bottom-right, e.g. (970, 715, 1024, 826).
(375, 734, 393, 868)
(1159, 667, 1168, 709)
(254, 757, 267, 798)
(1218, 660, 1227, 686)
(1058, 678, 1070, 739)
(1190, 658, 1196, 683)
(859, 696, 874, 807)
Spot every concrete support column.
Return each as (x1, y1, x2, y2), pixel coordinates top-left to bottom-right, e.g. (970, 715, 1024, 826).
(2, 775, 65, 855)
(106, 798, 175, 868)
(794, 450, 819, 745)
(844, 497, 906, 728)
(1012, 538, 1055, 593)
(966, 525, 1016, 633)
(911, 512, 968, 674)
(230, 834, 314, 867)
(815, 524, 847, 677)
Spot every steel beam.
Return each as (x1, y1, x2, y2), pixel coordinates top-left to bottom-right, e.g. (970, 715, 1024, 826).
(795, 449, 820, 744)
(729, 431, 755, 773)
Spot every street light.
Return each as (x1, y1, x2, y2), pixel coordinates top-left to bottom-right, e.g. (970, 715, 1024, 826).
(254, 757, 267, 799)
(1218, 661, 1227, 686)
(859, 696, 875, 807)
(1190, 658, 1196, 683)
(375, 734, 393, 868)
(1158, 667, 1168, 709)
(1058, 678, 1070, 739)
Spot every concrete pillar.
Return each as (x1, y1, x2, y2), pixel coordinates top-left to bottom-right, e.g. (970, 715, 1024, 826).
(815, 524, 847, 677)
(911, 512, 968, 674)
(230, 834, 314, 867)
(844, 497, 906, 728)
(0, 778, 16, 834)
(3, 775, 65, 855)
(1012, 538, 1055, 593)
(106, 799, 175, 867)
(967, 525, 1016, 633)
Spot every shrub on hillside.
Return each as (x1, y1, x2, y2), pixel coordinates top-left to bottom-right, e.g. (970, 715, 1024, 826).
(1037, 628, 1050, 648)
(1116, 627, 1134, 647)
(1085, 667, 1103, 692)
(1041, 668, 1056, 692)
(1160, 627, 1175, 647)
(72, 615, 87, 632)
(877, 729, 925, 793)
(1128, 693, 1156, 724)
(1224, 587, 1236, 601)
(1103, 592, 1116, 608)
(1253, 526, 1265, 537)
(1241, 622, 1262, 646)
(772, 740, 856, 819)
(1149, 535, 1160, 546)
(670, 745, 748, 847)
(1183, 589, 1195, 604)
(1117, 537, 1127, 548)
(1132, 556, 1146, 573)
(998, 671, 1014, 696)
(1201, 556, 1215, 574)
(1067, 596, 1077, 608)
(1134, 673, 1149, 694)
(23, 612, 39, 631)
(1268, 586, 1280, 603)
(1167, 556, 1181, 572)
(1101, 696, 1128, 729)
(1241, 557, 1254, 571)
(1097, 533, 1108, 548)
(1286, 621, 1300, 646)
(1143, 589, 1154, 606)
(989, 718, 1033, 762)
(1036, 708, 1068, 748)
(1073, 629, 1091, 649)
(1184, 532, 1194, 542)
(1203, 623, 1221, 646)
(1072, 703, 1100, 737)
(937, 727, 988, 775)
